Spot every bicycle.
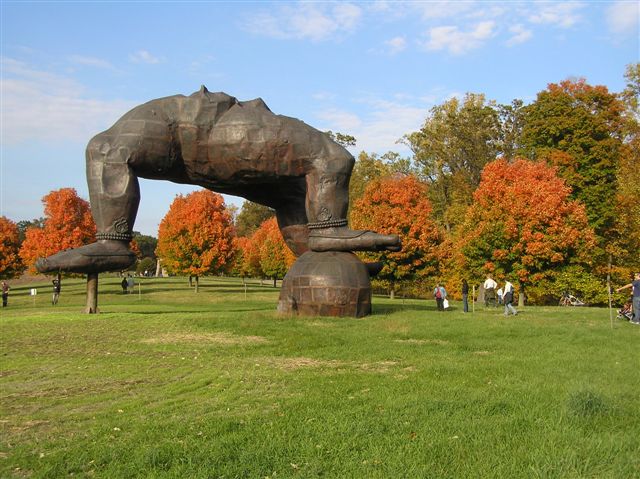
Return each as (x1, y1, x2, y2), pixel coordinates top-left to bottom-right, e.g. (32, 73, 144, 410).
(559, 292, 586, 306)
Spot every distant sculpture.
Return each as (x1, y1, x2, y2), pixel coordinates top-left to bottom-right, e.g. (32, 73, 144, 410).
(36, 87, 401, 316)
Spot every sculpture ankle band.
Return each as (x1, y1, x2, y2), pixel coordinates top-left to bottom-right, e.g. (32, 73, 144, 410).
(307, 219, 348, 230)
(96, 232, 133, 241)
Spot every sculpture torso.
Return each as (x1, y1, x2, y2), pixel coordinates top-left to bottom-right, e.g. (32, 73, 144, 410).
(101, 87, 323, 194)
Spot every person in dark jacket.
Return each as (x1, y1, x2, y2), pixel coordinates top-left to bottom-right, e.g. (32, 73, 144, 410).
(52, 278, 61, 305)
(462, 279, 469, 313)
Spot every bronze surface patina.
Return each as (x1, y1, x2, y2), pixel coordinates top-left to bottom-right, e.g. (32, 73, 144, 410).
(36, 87, 401, 316)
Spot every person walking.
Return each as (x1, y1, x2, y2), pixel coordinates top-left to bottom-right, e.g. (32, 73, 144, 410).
(616, 272, 640, 325)
(121, 277, 128, 294)
(2, 281, 10, 307)
(434, 284, 447, 311)
(503, 279, 518, 316)
(462, 279, 469, 313)
(52, 278, 61, 305)
(127, 274, 134, 294)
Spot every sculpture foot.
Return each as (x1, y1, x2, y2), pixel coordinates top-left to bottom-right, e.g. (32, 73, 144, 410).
(35, 241, 136, 274)
(308, 227, 401, 252)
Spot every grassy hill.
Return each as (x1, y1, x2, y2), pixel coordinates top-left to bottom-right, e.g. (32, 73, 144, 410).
(1, 276, 638, 478)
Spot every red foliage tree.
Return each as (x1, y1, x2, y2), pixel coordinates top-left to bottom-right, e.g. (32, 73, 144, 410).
(0, 216, 25, 279)
(455, 158, 596, 302)
(351, 175, 443, 298)
(156, 190, 236, 291)
(19, 188, 96, 273)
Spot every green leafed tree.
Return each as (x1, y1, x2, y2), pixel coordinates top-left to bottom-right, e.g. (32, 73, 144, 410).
(132, 232, 158, 259)
(325, 131, 356, 148)
(403, 93, 502, 230)
(234, 201, 275, 238)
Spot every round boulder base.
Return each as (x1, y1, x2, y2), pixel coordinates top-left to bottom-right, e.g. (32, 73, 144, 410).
(278, 251, 371, 317)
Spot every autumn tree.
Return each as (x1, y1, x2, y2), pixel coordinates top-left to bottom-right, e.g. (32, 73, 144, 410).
(520, 78, 626, 262)
(0, 217, 25, 279)
(235, 201, 275, 237)
(610, 63, 640, 278)
(455, 158, 597, 305)
(19, 188, 96, 273)
(351, 175, 443, 298)
(257, 217, 296, 287)
(231, 236, 255, 282)
(16, 218, 44, 243)
(348, 151, 415, 206)
(156, 190, 236, 291)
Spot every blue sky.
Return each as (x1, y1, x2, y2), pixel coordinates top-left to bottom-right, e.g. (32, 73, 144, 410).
(1, 1, 638, 236)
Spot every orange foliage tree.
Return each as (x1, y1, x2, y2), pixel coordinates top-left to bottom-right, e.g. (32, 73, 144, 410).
(257, 217, 296, 287)
(351, 175, 443, 298)
(156, 190, 235, 290)
(455, 158, 596, 303)
(0, 216, 25, 279)
(19, 188, 96, 273)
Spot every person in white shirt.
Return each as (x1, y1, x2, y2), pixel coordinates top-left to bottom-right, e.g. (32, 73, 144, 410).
(484, 275, 498, 306)
(503, 280, 518, 316)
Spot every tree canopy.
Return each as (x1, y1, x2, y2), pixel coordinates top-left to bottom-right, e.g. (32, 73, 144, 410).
(19, 188, 96, 273)
(0, 216, 25, 279)
(351, 175, 443, 297)
(235, 201, 275, 238)
(156, 190, 236, 288)
(455, 158, 596, 292)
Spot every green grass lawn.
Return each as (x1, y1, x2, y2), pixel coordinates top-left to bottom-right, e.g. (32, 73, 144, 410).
(1, 276, 638, 478)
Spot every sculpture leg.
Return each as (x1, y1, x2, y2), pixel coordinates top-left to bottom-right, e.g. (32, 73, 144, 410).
(304, 152, 401, 253)
(36, 134, 140, 274)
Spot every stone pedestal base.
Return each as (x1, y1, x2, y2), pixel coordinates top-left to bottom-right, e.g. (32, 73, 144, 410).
(278, 251, 371, 317)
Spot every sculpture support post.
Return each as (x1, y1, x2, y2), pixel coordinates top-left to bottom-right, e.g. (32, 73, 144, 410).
(85, 273, 98, 314)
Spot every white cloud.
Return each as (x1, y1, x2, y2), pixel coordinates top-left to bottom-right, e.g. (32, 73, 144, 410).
(129, 49, 162, 64)
(312, 91, 337, 101)
(506, 24, 533, 46)
(409, 1, 476, 20)
(242, 2, 362, 42)
(422, 21, 496, 55)
(68, 55, 117, 70)
(1, 57, 133, 145)
(606, 1, 639, 35)
(384, 36, 407, 54)
(315, 97, 430, 154)
(528, 2, 584, 28)
(316, 108, 362, 132)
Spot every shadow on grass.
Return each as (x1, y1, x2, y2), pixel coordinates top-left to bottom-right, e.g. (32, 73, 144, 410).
(372, 302, 437, 315)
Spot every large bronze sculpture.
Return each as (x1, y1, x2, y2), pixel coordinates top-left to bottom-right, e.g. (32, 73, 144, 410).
(36, 87, 401, 316)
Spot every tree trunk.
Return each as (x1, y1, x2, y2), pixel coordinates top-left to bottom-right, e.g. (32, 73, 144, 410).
(273, 277, 277, 288)
(155, 259, 162, 277)
(85, 273, 98, 314)
(389, 288, 395, 300)
(195, 276, 199, 293)
(518, 282, 525, 307)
